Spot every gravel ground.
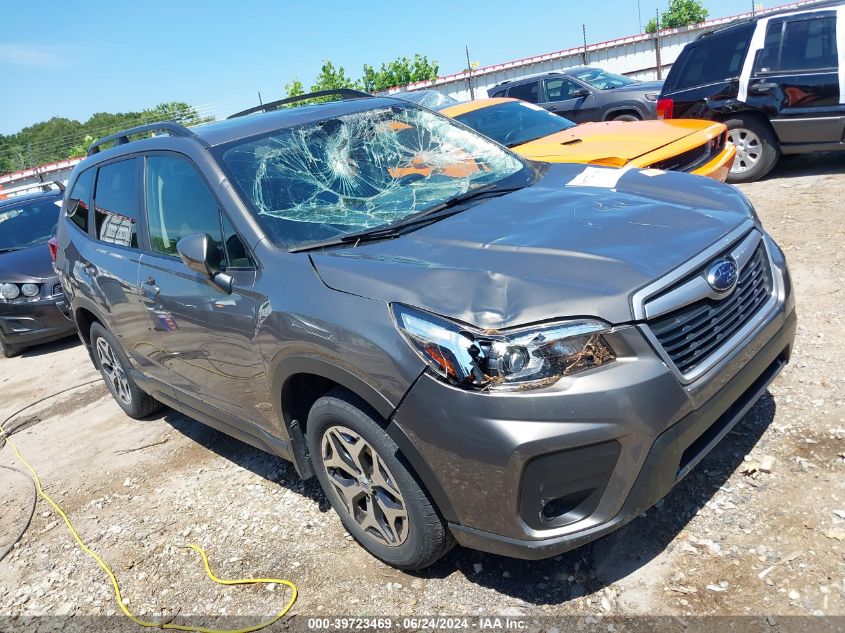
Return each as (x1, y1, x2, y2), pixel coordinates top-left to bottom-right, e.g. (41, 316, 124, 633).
(1, 155, 844, 631)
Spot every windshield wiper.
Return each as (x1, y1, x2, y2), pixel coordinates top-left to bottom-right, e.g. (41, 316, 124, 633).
(289, 183, 524, 253)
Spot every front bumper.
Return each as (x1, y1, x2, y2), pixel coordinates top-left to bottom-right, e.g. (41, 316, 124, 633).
(0, 293, 75, 349)
(690, 143, 737, 182)
(390, 249, 795, 559)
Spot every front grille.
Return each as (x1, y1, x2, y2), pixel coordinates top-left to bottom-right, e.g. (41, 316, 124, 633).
(648, 244, 773, 375)
(650, 132, 726, 173)
(51, 282, 63, 296)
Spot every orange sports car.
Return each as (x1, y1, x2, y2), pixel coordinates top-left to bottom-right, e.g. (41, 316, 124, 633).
(440, 98, 736, 181)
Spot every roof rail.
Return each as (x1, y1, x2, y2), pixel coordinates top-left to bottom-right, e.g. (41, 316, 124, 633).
(87, 122, 205, 156)
(0, 181, 65, 197)
(228, 89, 374, 119)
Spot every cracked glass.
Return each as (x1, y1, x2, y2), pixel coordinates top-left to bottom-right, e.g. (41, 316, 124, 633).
(219, 104, 524, 249)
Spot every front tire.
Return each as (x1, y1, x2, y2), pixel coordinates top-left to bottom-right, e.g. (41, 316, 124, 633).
(307, 388, 454, 569)
(89, 322, 162, 419)
(611, 112, 641, 122)
(0, 336, 21, 358)
(725, 115, 780, 183)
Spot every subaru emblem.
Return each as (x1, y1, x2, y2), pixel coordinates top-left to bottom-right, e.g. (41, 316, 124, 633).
(706, 258, 739, 293)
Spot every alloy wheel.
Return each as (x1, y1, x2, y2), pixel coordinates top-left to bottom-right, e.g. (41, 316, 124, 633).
(96, 337, 132, 405)
(728, 127, 762, 174)
(320, 425, 409, 546)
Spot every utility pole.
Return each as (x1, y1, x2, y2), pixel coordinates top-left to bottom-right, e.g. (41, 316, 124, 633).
(465, 46, 475, 100)
(638, 0, 643, 32)
(654, 9, 663, 79)
(582, 25, 589, 65)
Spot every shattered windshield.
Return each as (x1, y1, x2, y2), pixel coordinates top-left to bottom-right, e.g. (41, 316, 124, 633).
(218, 104, 525, 249)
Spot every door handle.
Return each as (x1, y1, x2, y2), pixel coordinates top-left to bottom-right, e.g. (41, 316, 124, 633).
(750, 82, 777, 95)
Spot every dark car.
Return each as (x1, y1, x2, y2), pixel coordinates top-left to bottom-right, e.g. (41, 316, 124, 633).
(56, 90, 795, 569)
(489, 67, 663, 123)
(658, 1, 844, 183)
(0, 184, 76, 357)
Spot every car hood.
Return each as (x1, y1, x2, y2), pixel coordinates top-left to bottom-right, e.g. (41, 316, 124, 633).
(310, 163, 753, 328)
(514, 120, 721, 165)
(608, 80, 664, 93)
(0, 242, 55, 283)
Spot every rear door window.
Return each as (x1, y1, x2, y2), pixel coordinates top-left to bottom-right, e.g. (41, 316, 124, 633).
(93, 158, 140, 248)
(508, 81, 540, 103)
(67, 168, 94, 234)
(667, 25, 754, 91)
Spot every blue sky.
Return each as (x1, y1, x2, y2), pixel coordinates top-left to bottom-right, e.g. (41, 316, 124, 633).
(1, 0, 754, 135)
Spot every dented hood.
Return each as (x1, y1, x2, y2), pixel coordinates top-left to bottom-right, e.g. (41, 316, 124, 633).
(310, 163, 753, 328)
(515, 120, 716, 165)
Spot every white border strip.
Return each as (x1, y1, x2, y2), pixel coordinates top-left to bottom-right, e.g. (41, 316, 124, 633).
(837, 6, 845, 103)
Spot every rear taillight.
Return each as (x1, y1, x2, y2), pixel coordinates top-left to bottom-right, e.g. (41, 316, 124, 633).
(656, 98, 674, 120)
(48, 237, 58, 262)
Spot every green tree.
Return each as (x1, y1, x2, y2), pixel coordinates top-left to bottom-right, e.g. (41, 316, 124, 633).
(0, 101, 212, 175)
(645, 0, 709, 33)
(311, 60, 362, 92)
(284, 78, 305, 98)
(362, 54, 439, 92)
(69, 134, 95, 158)
(143, 102, 211, 126)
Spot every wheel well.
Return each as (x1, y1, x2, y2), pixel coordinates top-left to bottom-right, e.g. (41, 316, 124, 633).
(715, 109, 777, 136)
(74, 307, 100, 345)
(604, 108, 641, 121)
(281, 373, 342, 433)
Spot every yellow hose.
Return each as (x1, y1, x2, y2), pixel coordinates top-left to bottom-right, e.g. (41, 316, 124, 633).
(0, 416, 297, 633)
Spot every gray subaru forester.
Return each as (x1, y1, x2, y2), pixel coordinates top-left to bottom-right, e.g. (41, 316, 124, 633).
(55, 90, 796, 569)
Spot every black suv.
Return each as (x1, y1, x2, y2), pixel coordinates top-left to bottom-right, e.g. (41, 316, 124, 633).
(489, 67, 663, 122)
(56, 90, 794, 569)
(658, 1, 844, 182)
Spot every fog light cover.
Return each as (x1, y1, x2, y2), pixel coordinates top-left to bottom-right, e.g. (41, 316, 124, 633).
(392, 304, 615, 391)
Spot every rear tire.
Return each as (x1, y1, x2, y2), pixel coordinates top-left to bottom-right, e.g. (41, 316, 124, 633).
(306, 387, 454, 570)
(724, 115, 780, 183)
(0, 336, 21, 358)
(611, 112, 641, 122)
(89, 322, 162, 419)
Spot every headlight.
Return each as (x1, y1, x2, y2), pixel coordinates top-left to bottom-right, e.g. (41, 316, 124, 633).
(645, 93, 660, 102)
(0, 283, 20, 300)
(392, 304, 615, 391)
(21, 283, 40, 297)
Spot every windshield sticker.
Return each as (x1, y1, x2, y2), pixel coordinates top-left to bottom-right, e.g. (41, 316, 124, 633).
(565, 166, 633, 189)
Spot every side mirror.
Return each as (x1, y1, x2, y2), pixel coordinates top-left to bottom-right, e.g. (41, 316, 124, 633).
(571, 88, 590, 99)
(176, 233, 232, 293)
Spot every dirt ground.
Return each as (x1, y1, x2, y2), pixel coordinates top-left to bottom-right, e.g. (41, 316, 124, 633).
(1, 155, 844, 631)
